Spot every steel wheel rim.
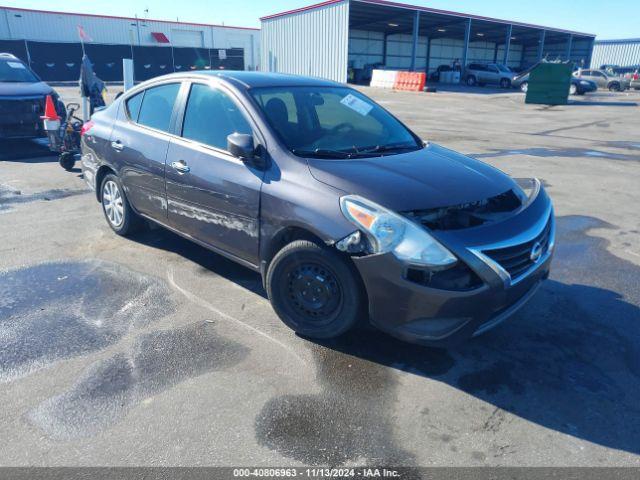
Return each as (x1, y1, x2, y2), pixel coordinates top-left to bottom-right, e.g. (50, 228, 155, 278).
(283, 262, 343, 324)
(103, 180, 124, 227)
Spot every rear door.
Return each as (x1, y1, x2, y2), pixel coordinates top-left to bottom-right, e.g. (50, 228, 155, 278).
(486, 65, 500, 84)
(478, 65, 491, 83)
(108, 81, 182, 220)
(165, 81, 264, 265)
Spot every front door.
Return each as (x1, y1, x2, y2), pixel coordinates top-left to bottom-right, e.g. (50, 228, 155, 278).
(165, 82, 264, 265)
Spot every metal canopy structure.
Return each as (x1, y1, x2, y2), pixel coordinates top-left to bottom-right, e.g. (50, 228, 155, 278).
(261, 0, 596, 82)
(347, 0, 594, 68)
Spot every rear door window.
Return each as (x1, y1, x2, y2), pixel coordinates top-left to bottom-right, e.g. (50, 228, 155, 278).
(136, 83, 180, 133)
(181, 83, 252, 151)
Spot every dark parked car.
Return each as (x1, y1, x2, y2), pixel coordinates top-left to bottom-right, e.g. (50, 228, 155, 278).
(81, 71, 555, 346)
(512, 73, 597, 95)
(0, 53, 64, 139)
(429, 65, 452, 82)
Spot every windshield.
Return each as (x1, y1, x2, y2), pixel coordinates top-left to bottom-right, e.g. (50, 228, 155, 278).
(0, 59, 39, 83)
(250, 86, 422, 158)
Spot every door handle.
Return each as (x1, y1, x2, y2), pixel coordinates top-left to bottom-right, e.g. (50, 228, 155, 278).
(171, 160, 190, 174)
(111, 140, 124, 152)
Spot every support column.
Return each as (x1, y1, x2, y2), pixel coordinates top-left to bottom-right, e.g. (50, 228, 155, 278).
(586, 37, 595, 68)
(537, 29, 546, 62)
(425, 36, 431, 75)
(410, 11, 420, 71)
(382, 33, 388, 66)
(503, 24, 513, 65)
(462, 18, 471, 70)
(565, 34, 573, 61)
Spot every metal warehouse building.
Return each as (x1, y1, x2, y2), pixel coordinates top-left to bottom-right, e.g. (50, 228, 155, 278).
(0, 6, 260, 81)
(261, 0, 596, 83)
(591, 38, 640, 69)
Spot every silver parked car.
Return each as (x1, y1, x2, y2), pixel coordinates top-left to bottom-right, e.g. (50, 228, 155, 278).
(464, 63, 513, 88)
(573, 69, 630, 92)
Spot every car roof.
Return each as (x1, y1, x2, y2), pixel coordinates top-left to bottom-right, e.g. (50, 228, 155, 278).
(148, 71, 343, 90)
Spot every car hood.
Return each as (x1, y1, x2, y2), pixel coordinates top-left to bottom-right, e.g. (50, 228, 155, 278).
(0, 81, 53, 97)
(307, 143, 517, 212)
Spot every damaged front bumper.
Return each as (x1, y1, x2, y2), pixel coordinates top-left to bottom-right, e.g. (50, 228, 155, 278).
(351, 183, 554, 347)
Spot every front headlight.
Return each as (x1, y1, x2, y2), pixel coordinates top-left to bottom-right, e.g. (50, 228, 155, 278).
(340, 195, 457, 268)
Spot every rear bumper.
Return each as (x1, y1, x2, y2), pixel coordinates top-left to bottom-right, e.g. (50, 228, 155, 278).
(352, 184, 554, 347)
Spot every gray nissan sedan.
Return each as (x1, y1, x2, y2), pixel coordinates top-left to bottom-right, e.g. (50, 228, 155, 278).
(81, 71, 555, 346)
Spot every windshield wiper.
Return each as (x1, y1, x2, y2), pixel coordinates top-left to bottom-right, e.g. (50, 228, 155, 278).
(358, 143, 420, 155)
(292, 148, 356, 159)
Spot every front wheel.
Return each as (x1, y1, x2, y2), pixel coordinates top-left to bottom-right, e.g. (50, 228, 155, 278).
(466, 75, 477, 86)
(100, 173, 145, 236)
(520, 82, 529, 93)
(500, 78, 511, 89)
(266, 240, 364, 339)
(609, 83, 621, 92)
(569, 83, 578, 95)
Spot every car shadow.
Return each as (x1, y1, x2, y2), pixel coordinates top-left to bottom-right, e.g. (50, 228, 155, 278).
(314, 215, 640, 456)
(0, 139, 57, 162)
(431, 84, 517, 95)
(132, 215, 640, 455)
(569, 100, 639, 107)
(130, 226, 267, 298)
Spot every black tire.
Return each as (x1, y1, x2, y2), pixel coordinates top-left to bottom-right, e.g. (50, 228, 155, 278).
(100, 173, 145, 236)
(500, 78, 511, 88)
(520, 81, 529, 93)
(59, 152, 75, 171)
(266, 240, 364, 339)
(466, 75, 477, 86)
(608, 82, 621, 92)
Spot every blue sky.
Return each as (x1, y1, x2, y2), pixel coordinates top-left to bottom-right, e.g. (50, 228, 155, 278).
(3, 0, 637, 39)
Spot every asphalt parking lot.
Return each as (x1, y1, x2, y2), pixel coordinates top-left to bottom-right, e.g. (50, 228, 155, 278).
(1, 85, 639, 467)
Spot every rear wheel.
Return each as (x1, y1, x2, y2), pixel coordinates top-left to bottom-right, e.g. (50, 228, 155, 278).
(266, 240, 364, 339)
(59, 152, 75, 171)
(609, 82, 621, 92)
(466, 75, 477, 86)
(100, 173, 145, 236)
(500, 78, 511, 88)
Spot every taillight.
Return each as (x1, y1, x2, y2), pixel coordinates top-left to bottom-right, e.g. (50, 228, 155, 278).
(80, 120, 94, 136)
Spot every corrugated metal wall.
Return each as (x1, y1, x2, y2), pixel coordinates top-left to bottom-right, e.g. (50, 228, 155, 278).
(261, 1, 349, 82)
(591, 39, 640, 68)
(0, 7, 260, 70)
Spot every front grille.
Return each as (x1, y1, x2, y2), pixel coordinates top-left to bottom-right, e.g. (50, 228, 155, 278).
(0, 97, 45, 124)
(483, 217, 552, 280)
(0, 97, 45, 138)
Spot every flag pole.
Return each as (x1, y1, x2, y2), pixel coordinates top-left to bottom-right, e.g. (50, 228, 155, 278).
(78, 25, 89, 122)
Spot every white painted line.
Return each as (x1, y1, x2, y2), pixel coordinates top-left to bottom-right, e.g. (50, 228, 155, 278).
(167, 268, 307, 366)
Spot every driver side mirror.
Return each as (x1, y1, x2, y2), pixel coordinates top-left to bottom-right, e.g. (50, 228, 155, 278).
(227, 133, 267, 169)
(227, 133, 255, 161)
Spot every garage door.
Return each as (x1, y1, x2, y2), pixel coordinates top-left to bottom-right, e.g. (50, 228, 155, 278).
(171, 29, 204, 48)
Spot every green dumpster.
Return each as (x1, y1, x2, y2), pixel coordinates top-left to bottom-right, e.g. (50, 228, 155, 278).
(525, 62, 573, 105)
